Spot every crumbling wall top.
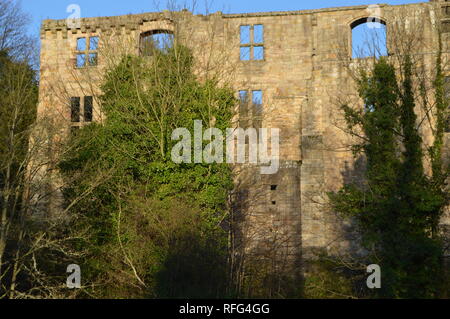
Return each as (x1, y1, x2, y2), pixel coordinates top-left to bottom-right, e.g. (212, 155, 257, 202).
(40, 2, 431, 33)
(41, 11, 186, 33)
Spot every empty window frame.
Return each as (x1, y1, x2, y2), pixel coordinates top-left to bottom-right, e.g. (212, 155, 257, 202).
(76, 36, 99, 68)
(239, 90, 251, 128)
(70, 97, 81, 122)
(70, 96, 94, 123)
(84, 96, 93, 122)
(238, 90, 263, 128)
(140, 30, 174, 56)
(240, 25, 265, 61)
(252, 90, 263, 128)
(351, 18, 387, 59)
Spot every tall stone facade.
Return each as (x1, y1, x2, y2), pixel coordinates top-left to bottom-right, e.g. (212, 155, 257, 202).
(38, 0, 450, 271)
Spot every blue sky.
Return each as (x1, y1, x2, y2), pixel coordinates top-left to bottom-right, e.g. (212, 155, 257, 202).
(22, 0, 424, 37)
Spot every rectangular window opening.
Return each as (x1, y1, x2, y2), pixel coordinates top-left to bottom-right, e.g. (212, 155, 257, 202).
(252, 90, 263, 129)
(240, 25, 251, 44)
(252, 90, 263, 111)
(254, 25, 264, 44)
(271, 185, 278, 191)
(239, 90, 249, 128)
(77, 38, 86, 51)
(76, 36, 99, 68)
(84, 96, 93, 122)
(89, 36, 99, 51)
(240, 24, 264, 61)
(240, 47, 251, 61)
(254, 46, 264, 60)
(71, 97, 81, 122)
(239, 90, 248, 104)
(76, 54, 86, 68)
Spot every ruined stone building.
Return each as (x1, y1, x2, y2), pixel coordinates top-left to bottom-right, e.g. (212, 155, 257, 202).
(38, 0, 450, 272)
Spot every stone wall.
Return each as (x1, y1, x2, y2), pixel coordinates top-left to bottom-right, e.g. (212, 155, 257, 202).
(38, 0, 450, 267)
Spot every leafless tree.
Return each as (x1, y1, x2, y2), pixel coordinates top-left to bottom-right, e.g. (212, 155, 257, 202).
(0, 0, 38, 63)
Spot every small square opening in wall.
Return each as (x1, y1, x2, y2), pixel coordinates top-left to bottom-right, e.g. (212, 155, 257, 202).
(271, 185, 278, 191)
(271, 201, 277, 205)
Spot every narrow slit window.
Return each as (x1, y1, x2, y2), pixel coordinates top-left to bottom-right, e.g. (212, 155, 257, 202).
(71, 97, 81, 122)
(252, 90, 263, 128)
(84, 96, 93, 122)
(239, 90, 249, 128)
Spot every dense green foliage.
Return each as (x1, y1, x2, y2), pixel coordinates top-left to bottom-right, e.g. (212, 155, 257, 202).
(59, 46, 236, 298)
(0, 50, 37, 181)
(329, 57, 449, 298)
(0, 49, 38, 298)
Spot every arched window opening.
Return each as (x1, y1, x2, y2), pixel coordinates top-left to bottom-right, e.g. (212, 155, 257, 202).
(351, 18, 387, 59)
(140, 30, 174, 56)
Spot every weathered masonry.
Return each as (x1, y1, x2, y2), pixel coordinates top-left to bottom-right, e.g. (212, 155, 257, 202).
(38, 1, 450, 264)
